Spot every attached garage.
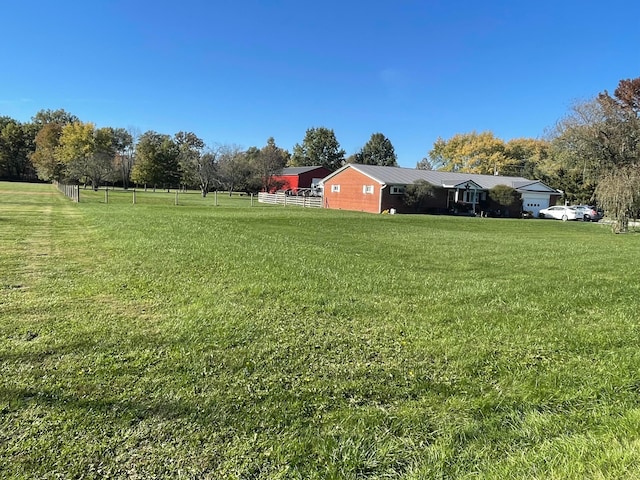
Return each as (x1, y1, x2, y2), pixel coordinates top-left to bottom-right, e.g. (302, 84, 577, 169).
(521, 193, 550, 217)
(516, 181, 560, 216)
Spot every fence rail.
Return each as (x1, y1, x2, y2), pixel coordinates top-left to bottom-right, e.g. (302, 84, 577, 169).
(52, 180, 79, 202)
(258, 192, 323, 208)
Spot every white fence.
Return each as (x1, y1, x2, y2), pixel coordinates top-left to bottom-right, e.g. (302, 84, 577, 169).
(258, 192, 323, 208)
(52, 180, 80, 202)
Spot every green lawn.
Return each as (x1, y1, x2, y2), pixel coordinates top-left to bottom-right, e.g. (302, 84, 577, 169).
(2, 182, 640, 479)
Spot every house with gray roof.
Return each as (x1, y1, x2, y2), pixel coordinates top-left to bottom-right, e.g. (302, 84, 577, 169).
(320, 164, 560, 216)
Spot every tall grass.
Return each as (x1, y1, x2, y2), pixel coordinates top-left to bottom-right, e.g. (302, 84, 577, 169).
(2, 182, 640, 478)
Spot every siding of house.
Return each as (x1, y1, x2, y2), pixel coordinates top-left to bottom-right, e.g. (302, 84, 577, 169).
(380, 189, 406, 213)
(424, 189, 449, 213)
(379, 186, 451, 214)
(323, 168, 382, 213)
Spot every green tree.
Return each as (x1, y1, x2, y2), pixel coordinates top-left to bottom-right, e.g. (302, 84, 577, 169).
(131, 131, 180, 190)
(503, 138, 551, 178)
(552, 91, 639, 179)
(254, 137, 289, 192)
(0, 118, 36, 180)
(354, 133, 398, 166)
(92, 127, 118, 186)
(175, 131, 206, 190)
(345, 153, 358, 164)
(595, 165, 640, 233)
(197, 150, 219, 196)
(215, 144, 249, 195)
(112, 128, 135, 189)
(174, 131, 222, 197)
(31, 108, 79, 127)
(416, 157, 435, 170)
(30, 109, 80, 181)
(31, 123, 64, 180)
(290, 127, 345, 171)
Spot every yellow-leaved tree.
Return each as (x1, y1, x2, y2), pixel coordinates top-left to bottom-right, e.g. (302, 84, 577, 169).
(55, 122, 116, 189)
(428, 131, 514, 175)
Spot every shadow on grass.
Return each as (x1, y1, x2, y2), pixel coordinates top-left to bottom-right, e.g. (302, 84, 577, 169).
(0, 336, 98, 363)
(0, 384, 195, 423)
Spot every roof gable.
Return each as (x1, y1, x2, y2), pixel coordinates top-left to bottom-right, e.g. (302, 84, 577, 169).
(513, 181, 559, 193)
(448, 180, 483, 189)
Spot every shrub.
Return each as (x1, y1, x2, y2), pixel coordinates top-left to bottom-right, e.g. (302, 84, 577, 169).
(488, 185, 520, 207)
(403, 180, 434, 211)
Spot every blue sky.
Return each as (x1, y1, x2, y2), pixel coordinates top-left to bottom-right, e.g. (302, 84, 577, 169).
(2, 0, 639, 167)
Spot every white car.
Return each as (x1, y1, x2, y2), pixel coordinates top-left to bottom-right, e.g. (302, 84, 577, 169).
(539, 205, 579, 221)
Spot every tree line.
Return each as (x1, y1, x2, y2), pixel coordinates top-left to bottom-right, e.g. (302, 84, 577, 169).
(2, 76, 638, 228)
(0, 112, 399, 196)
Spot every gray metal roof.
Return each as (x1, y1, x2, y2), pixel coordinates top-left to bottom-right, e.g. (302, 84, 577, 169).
(280, 166, 327, 175)
(324, 164, 557, 192)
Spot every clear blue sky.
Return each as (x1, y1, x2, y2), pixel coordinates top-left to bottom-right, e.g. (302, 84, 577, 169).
(2, 0, 639, 167)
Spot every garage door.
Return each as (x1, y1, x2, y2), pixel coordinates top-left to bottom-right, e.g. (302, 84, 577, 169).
(521, 194, 550, 217)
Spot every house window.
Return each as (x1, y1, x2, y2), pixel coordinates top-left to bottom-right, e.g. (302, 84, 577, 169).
(331, 184, 340, 193)
(390, 186, 405, 195)
(363, 185, 374, 194)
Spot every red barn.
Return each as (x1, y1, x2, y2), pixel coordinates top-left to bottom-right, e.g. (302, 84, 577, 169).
(268, 166, 332, 193)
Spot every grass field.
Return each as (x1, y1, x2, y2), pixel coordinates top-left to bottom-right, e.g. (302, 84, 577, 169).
(2, 182, 640, 479)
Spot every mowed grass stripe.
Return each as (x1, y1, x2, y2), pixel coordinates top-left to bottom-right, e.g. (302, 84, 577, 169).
(1, 182, 640, 478)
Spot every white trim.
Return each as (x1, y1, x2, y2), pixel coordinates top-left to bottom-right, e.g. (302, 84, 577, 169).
(451, 180, 483, 190)
(517, 184, 561, 193)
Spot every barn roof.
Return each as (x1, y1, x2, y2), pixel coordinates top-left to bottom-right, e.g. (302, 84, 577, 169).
(278, 166, 328, 176)
(321, 164, 558, 192)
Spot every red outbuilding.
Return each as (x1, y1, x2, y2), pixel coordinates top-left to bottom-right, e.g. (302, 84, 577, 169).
(268, 166, 332, 193)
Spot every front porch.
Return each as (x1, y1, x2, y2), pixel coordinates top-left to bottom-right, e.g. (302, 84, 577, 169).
(445, 181, 487, 215)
